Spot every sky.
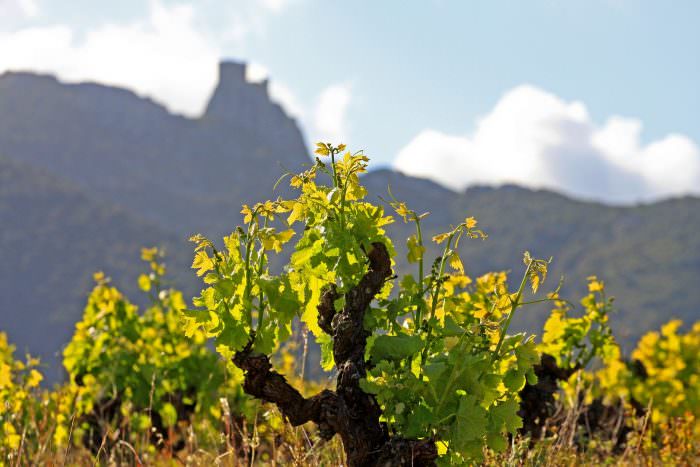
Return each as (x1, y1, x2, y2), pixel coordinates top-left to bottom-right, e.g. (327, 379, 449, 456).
(1, 0, 698, 203)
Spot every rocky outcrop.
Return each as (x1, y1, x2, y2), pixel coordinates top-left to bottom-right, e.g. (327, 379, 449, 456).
(0, 61, 310, 237)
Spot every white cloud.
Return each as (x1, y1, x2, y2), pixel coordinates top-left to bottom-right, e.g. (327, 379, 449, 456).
(240, 63, 352, 137)
(269, 81, 305, 119)
(0, 0, 220, 116)
(0, 0, 39, 19)
(245, 61, 269, 83)
(0, 0, 301, 116)
(313, 83, 352, 143)
(236, 60, 304, 120)
(260, 0, 293, 14)
(393, 85, 700, 203)
(0, 0, 312, 120)
(241, 75, 353, 142)
(216, 0, 296, 44)
(18, 0, 37, 16)
(0, 0, 329, 130)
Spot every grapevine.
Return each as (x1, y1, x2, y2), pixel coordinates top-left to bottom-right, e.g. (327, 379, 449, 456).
(184, 144, 560, 465)
(62, 248, 246, 451)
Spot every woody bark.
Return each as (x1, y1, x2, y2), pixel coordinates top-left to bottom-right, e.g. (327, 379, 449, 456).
(233, 242, 437, 466)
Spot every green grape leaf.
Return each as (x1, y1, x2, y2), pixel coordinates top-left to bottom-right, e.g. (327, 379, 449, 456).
(214, 278, 235, 296)
(406, 234, 425, 264)
(318, 333, 335, 371)
(453, 395, 488, 454)
(403, 404, 434, 438)
(515, 339, 540, 368)
(291, 238, 323, 268)
(486, 432, 508, 452)
(370, 333, 423, 362)
(503, 368, 526, 392)
(423, 361, 448, 383)
(490, 399, 523, 434)
(440, 315, 466, 337)
(216, 312, 249, 352)
(526, 368, 538, 385)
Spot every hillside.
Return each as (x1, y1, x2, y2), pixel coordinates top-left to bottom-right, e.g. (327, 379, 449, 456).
(362, 170, 700, 349)
(0, 155, 194, 381)
(0, 62, 310, 239)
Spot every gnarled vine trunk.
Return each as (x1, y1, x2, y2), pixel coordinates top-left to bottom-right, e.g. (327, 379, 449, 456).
(518, 353, 579, 440)
(518, 354, 646, 451)
(233, 242, 437, 466)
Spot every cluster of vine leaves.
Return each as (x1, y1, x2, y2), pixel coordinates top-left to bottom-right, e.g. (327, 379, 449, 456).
(61, 249, 242, 445)
(182, 143, 571, 463)
(535, 278, 700, 439)
(594, 312, 700, 426)
(539, 276, 618, 373)
(0, 332, 43, 453)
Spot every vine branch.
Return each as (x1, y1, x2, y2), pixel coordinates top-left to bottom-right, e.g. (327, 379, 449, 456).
(232, 242, 437, 466)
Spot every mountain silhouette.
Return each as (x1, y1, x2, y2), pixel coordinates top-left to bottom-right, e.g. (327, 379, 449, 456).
(0, 61, 309, 238)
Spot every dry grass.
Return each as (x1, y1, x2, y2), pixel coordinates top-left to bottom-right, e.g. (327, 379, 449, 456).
(8, 399, 700, 466)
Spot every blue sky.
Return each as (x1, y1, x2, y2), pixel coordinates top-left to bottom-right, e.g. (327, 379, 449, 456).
(1, 0, 698, 202)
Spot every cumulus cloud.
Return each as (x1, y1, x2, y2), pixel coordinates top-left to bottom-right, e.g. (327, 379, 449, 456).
(313, 83, 352, 143)
(240, 59, 337, 125)
(393, 85, 700, 203)
(245, 61, 269, 83)
(251, 76, 353, 142)
(0, 0, 307, 117)
(0, 0, 39, 20)
(0, 0, 345, 135)
(216, 0, 296, 45)
(0, 0, 221, 116)
(269, 81, 306, 120)
(259, 0, 293, 14)
(0, 0, 317, 122)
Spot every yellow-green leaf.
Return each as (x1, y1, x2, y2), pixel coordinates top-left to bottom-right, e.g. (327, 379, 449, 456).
(287, 202, 304, 225)
(406, 235, 425, 264)
(26, 369, 43, 388)
(449, 251, 464, 274)
(432, 232, 450, 244)
(141, 247, 158, 261)
(137, 274, 151, 292)
(192, 251, 214, 277)
(241, 205, 254, 224)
